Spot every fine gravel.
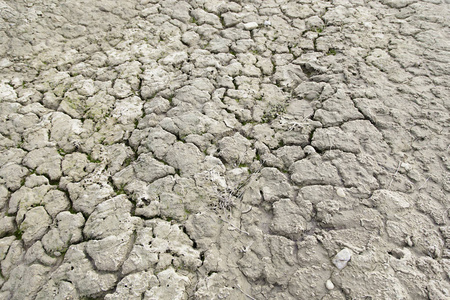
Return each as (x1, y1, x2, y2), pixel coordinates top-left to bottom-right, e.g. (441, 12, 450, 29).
(0, 0, 449, 299)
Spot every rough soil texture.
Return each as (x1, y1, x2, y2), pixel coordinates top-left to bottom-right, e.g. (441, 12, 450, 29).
(0, 0, 449, 299)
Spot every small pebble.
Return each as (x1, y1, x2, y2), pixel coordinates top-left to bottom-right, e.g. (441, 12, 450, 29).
(400, 162, 411, 171)
(326, 279, 335, 290)
(336, 187, 346, 198)
(244, 22, 258, 30)
(332, 248, 352, 270)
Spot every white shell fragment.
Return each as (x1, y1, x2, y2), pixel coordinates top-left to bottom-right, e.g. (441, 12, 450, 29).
(244, 22, 258, 30)
(336, 187, 346, 198)
(326, 279, 335, 290)
(332, 248, 353, 270)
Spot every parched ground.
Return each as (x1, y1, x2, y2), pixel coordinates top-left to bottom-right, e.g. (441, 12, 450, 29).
(0, 0, 449, 299)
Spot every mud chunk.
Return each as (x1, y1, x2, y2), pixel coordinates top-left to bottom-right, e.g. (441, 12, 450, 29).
(8, 185, 51, 224)
(140, 67, 170, 99)
(35, 280, 78, 300)
(1, 264, 50, 300)
(86, 232, 133, 272)
(0, 82, 17, 101)
(50, 243, 118, 297)
(49, 112, 85, 153)
(314, 90, 363, 126)
(0, 217, 15, 238)
(244, 22, 258, 30)
(0, 163, 28, 191)
(0, 185, 8, 209)
(331, 152, 379, 190)
(258, 168, 294, 202)
(22, 148, 62, 180)
(369, 189, 411, 217)
(24, 174, 49, 188)
(134, 153, 175, 183)
(312, 127, 360, 153)
(238, 251, 263, 281)
(185, 213, 221, 249)
(144, 268, 190, 300)
(61, 152, 89, 181)
(290, 157, 341, 186)
(271, 199, 307, 237)
(165, 142, 204, 176)
(83, 195, 142, 240)
(67, 180, 114, 215)
(20, 206, 52, 247)
(105, 271, 157, 300)
(42, 211, 85, 255)
(218, 132, 255, 165)
(142, 127, 177, 159)
(24, 241, 57, 266)
(1, 240, 24, 277)
(275, 146, 305, 168)
(289, 266, 330, 299)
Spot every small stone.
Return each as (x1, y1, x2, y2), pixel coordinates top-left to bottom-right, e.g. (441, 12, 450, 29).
(332, 248, 352, 270)
(326, 279, 335, 290)
(244, 22, 258, 30)
(400, 162, 411, 171)
(20, 206, 52, 247)
(336, 188, 346, 198)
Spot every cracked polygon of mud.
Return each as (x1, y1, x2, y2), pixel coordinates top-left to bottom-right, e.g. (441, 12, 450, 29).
(0, 0, 449, 299)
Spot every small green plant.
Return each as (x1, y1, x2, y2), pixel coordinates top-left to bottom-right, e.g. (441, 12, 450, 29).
(14, 228, 23, 240)
(87, 154, 101, 163)
(327, 48, 337, 56)
(57, 148, 66, 156)
(115, 185, 126, 195)
(123, 157, 133, 167)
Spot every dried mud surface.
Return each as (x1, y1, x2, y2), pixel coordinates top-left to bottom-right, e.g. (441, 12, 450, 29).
(0, 0, 449, 299)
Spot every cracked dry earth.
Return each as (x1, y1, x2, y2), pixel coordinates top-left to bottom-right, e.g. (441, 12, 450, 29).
(0, 0, 449, 299)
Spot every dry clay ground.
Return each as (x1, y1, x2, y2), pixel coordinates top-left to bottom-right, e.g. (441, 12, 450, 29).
(0, 0, 449, 299)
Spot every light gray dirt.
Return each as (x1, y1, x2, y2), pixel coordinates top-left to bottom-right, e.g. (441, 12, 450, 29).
(0, 0, 449, 299)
